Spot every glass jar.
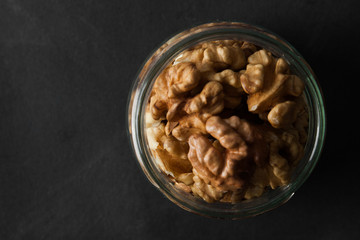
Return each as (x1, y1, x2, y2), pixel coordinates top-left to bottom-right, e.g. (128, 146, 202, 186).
(127, 22, 326, 219)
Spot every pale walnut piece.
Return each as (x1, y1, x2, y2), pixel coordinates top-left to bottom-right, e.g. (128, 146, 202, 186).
(262, 129, 304, 188)
(240, 64, 265, 94)
(184, 81, 224, 115)
(191, 173, 226, 203)
(248, 49, 273, 66)
(245, 51, 304, 113)
(174, 172, 195, 193)
(267, 101, 299, 129)
(241, 50, 305, 128)
(174, 41, 246, 72)
(240, 49, 272, 95)
(204, 69, 241, 88)
(149, 62, 200, 120)
(149, 68, 173, 120)
(163, 136, 189, 160)
(172, 114, 207, 142)
(203, 70, 244, 109)
(167, 62, 201, 98)
(146, 121, 193, 177)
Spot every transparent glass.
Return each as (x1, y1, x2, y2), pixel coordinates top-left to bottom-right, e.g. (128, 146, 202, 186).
(127, 22, 326, 219)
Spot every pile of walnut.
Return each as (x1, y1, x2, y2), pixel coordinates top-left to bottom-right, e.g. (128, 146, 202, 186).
(146, 40, 308, 203)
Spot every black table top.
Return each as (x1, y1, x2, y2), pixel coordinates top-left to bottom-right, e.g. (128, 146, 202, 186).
(1, 0, 359, 239)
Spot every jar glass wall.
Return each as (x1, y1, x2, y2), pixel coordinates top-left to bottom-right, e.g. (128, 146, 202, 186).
(127, 22, 326, 219)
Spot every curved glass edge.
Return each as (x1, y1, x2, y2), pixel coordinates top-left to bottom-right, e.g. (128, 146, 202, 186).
(127, 22, 327, 219)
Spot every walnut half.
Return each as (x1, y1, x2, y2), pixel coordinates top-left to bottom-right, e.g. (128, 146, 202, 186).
(187, 116, 268, 191)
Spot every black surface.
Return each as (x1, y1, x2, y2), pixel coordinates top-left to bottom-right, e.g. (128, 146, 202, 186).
(1, 0, 359, 239)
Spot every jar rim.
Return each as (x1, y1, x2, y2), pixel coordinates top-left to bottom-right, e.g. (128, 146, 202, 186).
(127, 22, 326, 219)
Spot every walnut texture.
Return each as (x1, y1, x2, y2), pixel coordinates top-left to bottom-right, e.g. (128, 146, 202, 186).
(188, 116, 268, 191)
(145, 40, 308, 203)
(242, 50, 305, 129)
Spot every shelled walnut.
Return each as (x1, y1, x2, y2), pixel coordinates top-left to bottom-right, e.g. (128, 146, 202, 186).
(145, 40, 308, 203)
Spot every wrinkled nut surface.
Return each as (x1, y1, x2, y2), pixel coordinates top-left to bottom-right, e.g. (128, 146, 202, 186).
(184, 81, 224, 115)
(175, 41, 247, 72)
(145, 40, 308, 203)
(188, 116, 268, 191)
(167, 62, 201, 98)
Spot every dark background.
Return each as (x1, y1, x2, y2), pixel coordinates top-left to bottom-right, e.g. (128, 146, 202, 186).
(1, 0, 359, 239)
